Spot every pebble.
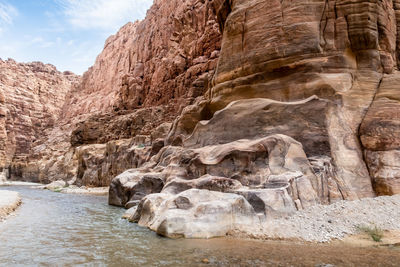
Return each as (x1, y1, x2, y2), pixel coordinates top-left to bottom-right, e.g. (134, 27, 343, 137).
(262, 194, 400, 242)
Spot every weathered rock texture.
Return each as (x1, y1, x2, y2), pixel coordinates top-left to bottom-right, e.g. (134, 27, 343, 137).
(360, 73, 400, 195)
(5, 0, 222, 185)
(3, 0, 400, 239)
(63, 0, 221, 122)
(111, 0, 400, 238)
(0, 59, 78, 180)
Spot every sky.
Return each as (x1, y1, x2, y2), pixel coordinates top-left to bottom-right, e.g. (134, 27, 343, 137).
(0, 0, 153, 74)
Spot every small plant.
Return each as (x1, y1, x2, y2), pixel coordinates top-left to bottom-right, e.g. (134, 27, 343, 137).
(357, 225, 384, 242)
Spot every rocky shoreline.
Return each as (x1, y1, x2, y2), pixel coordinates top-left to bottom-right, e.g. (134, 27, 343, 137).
(2, 180, 399, 246)
(0, 190, 21, 222)
(121, 190, 400, 243)
(259, 194, 400, 243)
(37, 180, 108, 195)
(1, 0, 400, 251)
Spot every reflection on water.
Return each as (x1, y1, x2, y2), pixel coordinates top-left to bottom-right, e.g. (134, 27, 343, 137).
(0, 186, 399, 266)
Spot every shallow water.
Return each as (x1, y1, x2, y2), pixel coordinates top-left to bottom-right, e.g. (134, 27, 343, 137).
(0, 186, 399, 267)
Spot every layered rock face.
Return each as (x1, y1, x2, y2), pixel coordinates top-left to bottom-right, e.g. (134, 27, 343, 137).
(112, 0, 400, 238)
(167, 0, 400, 198)
(63, 0, 221, 122)
(7, 0, 222, 185)
(360, 73, 400, 195)
(0, 59, 78, 181)
(3, 0, 400, 238)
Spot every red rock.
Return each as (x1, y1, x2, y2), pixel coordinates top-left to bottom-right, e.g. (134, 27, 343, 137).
(2, 0, 400, 224)
(0, 59, 79, 178)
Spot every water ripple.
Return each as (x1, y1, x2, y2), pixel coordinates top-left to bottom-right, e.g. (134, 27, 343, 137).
(1, 186, 399, 266)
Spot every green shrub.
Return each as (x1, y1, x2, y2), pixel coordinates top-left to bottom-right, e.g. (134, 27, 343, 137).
(357, 225, 384, 242)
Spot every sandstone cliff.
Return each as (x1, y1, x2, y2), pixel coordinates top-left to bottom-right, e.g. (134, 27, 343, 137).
(63, 0, 221, 123)
(5, 0, 222, 185)
(2, 0, 400, 239)
(0, 59, 79, 181)
(111, 0, 400, 238)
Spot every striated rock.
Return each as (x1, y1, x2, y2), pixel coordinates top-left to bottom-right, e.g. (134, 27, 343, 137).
(107, 0, 400, 238)
(233, 187, 297, 218)
(360, 72, 400, 195)
(62, 0, 221, 122)
(3, 0, 400, 240)
(130, 189, 261, 238)
(109, 134, 343, 217)
(0, 59, 79, 175)
(70, 107, 169, 147)
(108, 169, 164, 207)
(6, 0, 221, 187)
(180, 96, 331, 156)
(162, 174, 242, 195)
(168, 0, 400, 201)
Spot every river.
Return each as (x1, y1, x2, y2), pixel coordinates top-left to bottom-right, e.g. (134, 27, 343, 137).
(0, 186, 399, 266)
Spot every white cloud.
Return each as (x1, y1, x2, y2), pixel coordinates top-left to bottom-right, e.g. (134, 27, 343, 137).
(29, 36, 55, 48)
(59, 0, 153, 31)
(0, 1, 18, 33)
(0, 1, 17, 24)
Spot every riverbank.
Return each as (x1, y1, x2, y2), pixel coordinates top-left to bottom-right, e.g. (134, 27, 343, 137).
(337, 230, 400, 248)
(0, 181, 41, 186)
(0, 190, 21, 221)
(56, 185, 108, 195)
(0, 180, 108, 196)
(3, 179, 400, 246)
(256, 194, 400, 243)
(1, 185, 400, 266)
(35, 180, 108, 196)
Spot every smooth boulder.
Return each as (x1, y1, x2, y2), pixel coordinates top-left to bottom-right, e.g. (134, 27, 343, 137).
(131, 189, 261, 238)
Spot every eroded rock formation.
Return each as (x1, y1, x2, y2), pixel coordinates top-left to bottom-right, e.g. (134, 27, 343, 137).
(2, 0, 400, 239)
(63, 0, 221, 122)
(0, 59, 78, 181)
(110, 0, 400, 238)
(5, 0, 222, 185)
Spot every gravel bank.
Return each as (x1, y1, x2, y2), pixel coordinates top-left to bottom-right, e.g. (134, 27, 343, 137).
(261, 195, 400, 242)
(0, 190, 21, 221)
(57, 186, 108, 195)
(0, 181, 41, 186)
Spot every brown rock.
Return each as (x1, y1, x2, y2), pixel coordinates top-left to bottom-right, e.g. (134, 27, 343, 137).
(109, 134, 343, 213)
(0, 59, 79, 175)
(62, 0, 221, 122)
(3, 0, 400, 240)
(169, 0, 400, 200)
(360, 73, 400, 195)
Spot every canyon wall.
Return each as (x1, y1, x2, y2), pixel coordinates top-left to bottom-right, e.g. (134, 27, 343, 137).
(0, 59, 78, 181)
(63, 0, 221, 124)
(110, 0, 400, 237)
(6, 0, 222, 185)
(2, 0, 400, 238)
